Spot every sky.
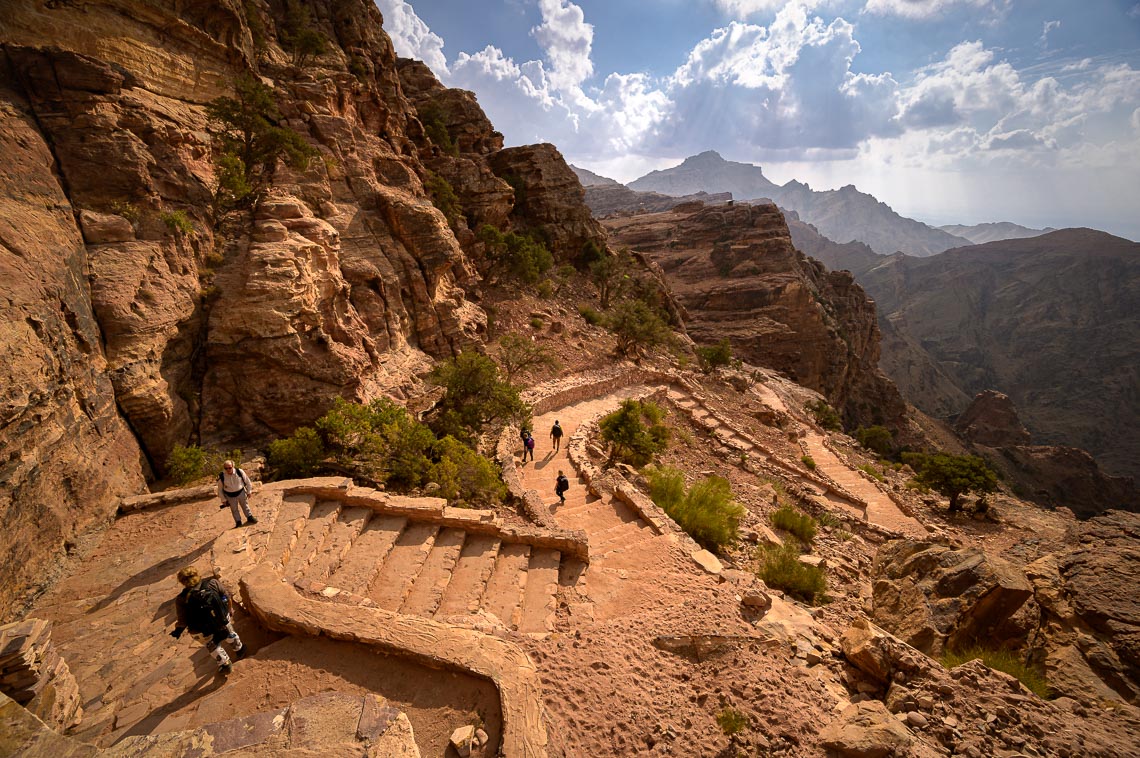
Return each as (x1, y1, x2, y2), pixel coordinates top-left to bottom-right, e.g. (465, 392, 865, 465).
(375, 0, 1140, 239)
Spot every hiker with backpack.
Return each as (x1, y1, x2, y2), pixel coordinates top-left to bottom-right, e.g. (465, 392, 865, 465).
(523, 432, 536, 463)
(170, 566, 244, 674)
(550, 420, 564, 452)
(218, 460, 257, 529)
(555, 470, 570, 504)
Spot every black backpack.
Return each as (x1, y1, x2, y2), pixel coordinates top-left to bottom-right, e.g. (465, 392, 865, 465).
(551, 423, 563, 438)
(219, 468, 246, 484)
(184, 581, 228, 634)
(556, 475, 569, 494)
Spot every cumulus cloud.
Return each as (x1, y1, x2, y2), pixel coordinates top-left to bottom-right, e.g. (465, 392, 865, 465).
(531, 0, 595, 94)
(373, 0, 449, 76)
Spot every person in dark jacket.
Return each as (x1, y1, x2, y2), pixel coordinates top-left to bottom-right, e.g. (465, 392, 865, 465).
(171, 566, 244, 673)
(555, 470, 570, 504)
(550, 420, 564, 452)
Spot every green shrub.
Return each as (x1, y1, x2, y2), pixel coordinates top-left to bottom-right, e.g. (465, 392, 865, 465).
(859, 463, 885, 482)
(166, 444, 243, 485)
(536, 279, 554, 298)
(696, 338, 733, 373)
(425, 172, 461, 225)
(855, 425, 894, 456)
(588, 250, 630, 307)
(902, 452, 999, 512)
(556, 264, 577, 281)
(756, 542, 827, 603)
(496, 333, 559, 383)
(429, 351, 530, 442)
(280, 0, 328, 68)
(578, 304, 604, 325)
(268, 427, 325, 478)
(430, 436, 506, 505)
(529, 316, 544, 329)
(647, 467, 743, 553)
(716, 706, 749, 736)
(806, 399, 842, 431)
(167, 444, 207, 485)
(800, 454, 817, 471)
(600, 399, 670, 468)
(941, 646, 1049, 698)
(477, 224, 553, 284)
(577, 239, 606, 269)
(816, 510, 844, 529)
(419, 102, 459, 157)
(770, 504, 817, 544)
(606, 299, 673, 357)
(110, 200, 141, 225)
(160, 210, 194, 237)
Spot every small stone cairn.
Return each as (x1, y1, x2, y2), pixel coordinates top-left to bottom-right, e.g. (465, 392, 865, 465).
(0, 618, 83, 731)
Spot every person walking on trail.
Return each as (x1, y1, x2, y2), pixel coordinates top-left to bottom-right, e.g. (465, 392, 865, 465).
(171, 566, 245, 674)
(555, 470, 570, 504)
(550, 420, 564, 452)
(523, 432, 536, 463)
(218, 460, 257, 529)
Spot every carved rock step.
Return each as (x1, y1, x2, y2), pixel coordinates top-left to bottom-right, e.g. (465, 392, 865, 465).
(302, 506, 372, 583)
(517, 548, 561, 634)
(401, 528, 467, 617)
(367, 523, 440, 611)
(481, 543, 532, 630)
(436, 535, 502, 618)
(326, 515, 407, 593)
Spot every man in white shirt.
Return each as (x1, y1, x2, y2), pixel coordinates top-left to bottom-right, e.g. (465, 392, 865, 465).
(218, 460, 258, 528)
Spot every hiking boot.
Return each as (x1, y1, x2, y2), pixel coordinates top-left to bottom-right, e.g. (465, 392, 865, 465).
(233, 645, 246, 660)
(245, 516, 258, 525)
(233, 521, 243, 529)
(218, 661, 232, 675)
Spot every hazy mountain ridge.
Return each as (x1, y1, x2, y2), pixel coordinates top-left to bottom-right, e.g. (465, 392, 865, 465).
(627, 151, 972, 257)
(938, 222, 1056, 245)
(841, 229, 1140, 480)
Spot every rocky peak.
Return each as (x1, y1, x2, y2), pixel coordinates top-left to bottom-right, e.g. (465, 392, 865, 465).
(955, 390, 1032, 446)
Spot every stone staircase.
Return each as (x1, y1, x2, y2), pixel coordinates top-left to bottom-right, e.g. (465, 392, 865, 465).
(249, 493, 570, 635)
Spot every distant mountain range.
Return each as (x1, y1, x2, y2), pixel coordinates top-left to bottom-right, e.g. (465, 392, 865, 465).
(937, 222, 1055, 245)
(625, 151, 973, 256)
(813, 228, 1140, 481)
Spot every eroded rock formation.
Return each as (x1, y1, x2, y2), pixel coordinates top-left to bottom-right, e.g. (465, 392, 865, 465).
(604, 202, 907, 428)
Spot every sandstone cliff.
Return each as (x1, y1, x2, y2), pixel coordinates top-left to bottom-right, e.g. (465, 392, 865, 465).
(603, 202, 907, 428)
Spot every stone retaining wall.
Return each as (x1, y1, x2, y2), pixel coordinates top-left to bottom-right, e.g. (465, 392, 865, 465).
(241, 564, 549, 758)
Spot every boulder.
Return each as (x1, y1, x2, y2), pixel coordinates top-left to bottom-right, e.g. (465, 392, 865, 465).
(819, 700, 914, 758)
(840, 619, 937, 685)
(954, 390, 1032, 446)
(872, 540, 1032, 657)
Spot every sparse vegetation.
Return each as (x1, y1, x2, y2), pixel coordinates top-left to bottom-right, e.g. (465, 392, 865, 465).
(588, 249, 630, 308)
(942, 646, 1049, 698)
(756, 542, 827, 604)
(280, 0, 328, 68)
(578, 304, 604, 325)
(267, 397, 506, 506)
(606, 298, 673, 357)
(902, 452, 999, 512)
(815, 510, 843, 529)
(166, 444, 243, 485)
(418, 102, 458, 157)
(206, 74, 318, 212)
(496, 333, 559, 384)
(800, 454, 817, 471)
(536, 279, 554, 298)
(111, 200, 141, 225)
(599, 399, 670, 467)
(425, 172, 461, 225)
(529, 316, 544, 329)
(577, 238, 606, 269)
(646, 466, 744, 553)
(806, 399, 842, 431)
(771, 504, 818, 544)
(160, 209, 194, 237)
(716, 706, 749, 736)
(859, 463, 885, 482)
(696, 338, 733, 373)
(429, 351, 530, 443)
(855, 425, 894, 457)
(477, 224, 553, 284)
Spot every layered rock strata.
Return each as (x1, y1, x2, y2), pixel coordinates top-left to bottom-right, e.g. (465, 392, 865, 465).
(604, 202, 907, 428)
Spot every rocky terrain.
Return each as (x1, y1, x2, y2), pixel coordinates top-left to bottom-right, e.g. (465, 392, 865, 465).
(628, 151, 973, 257)
(2, 1, 1140, 757)
(603, 202, 908, 431)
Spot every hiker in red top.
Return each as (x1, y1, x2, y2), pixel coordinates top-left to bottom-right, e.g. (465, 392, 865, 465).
(171, 566, 244, 674)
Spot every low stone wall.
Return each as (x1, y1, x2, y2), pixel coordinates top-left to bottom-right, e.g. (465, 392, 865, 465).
(241, 564, 549, 758)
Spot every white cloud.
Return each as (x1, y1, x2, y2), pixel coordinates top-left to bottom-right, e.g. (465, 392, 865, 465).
(373, 0, 449, 76)
(1130, 4, 1140, 20)
(1132, 107, 1140, 132)
(1039, 20, 1061, 50)
(531, 0, 595, 93)
(862, 0, 1004, 19)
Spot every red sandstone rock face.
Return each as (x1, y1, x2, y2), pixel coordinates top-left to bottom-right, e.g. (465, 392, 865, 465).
(1, 0, 488, 461)
(955, 390, 1032, 447)
(604, 202, 906, 428)
(0, 76, 145, 620)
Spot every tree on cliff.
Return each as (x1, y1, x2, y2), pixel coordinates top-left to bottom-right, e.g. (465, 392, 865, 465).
(279, 0, 329, 68)
(206, 74, 317, 212)
(904, 452, 999, 512)
(606, 299, 673, 358)
(496, 333, 560, 384)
